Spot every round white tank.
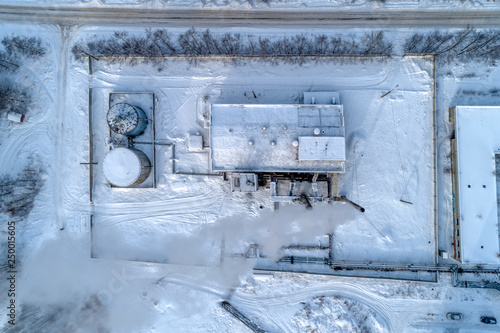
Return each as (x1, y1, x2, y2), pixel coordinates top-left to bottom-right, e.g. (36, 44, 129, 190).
(107, 103, 148, 136)
(103, 147, 151, 187)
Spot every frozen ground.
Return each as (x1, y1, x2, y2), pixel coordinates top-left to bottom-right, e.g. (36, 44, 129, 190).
(232, 272, 500, 332)
(1, 20, 500, 333)
(86, 55, 435, 264)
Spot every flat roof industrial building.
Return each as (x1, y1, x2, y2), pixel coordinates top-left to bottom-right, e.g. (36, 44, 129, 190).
(450, 106, 500, 264)
(210, 103, 345, 173)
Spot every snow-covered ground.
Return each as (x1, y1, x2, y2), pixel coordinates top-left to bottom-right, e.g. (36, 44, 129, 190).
(1, 18, 500, 333)
(232, 272, 500, 332)
(86, 54, 435, 265)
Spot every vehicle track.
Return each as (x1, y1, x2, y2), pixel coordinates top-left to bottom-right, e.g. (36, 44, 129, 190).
(53, 25, 74, 230)
(231, 281, 396, 332)
(92, 191, 218, 214)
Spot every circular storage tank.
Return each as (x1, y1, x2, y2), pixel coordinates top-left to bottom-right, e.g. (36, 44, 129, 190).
(107, 103, 148, 136)
(103, 147, 151, 187)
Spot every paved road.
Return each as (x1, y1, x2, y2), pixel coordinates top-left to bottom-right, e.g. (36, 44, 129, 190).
(0, 5, 500, 27)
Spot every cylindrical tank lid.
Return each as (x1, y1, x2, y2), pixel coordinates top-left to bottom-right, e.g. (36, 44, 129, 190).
(107, 103, 140, 134)
(103, 147, 143, 187)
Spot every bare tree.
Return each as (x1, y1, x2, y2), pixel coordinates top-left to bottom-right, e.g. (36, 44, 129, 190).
(314, 34, 329, 55)
(178, 28, 204, 55)
(361, 31, 392, 55)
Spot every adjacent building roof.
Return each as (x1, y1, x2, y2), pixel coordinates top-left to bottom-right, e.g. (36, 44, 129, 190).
(453, 106, 500, 264)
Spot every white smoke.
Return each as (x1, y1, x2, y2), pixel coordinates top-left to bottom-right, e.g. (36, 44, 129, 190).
(173, 202, 356, 262)
(15, 202, 356, 332)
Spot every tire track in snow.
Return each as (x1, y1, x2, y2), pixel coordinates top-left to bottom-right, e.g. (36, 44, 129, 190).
(92, 191, 220, 227)
(53, 25, 74, 230)
(0, 55, 56, 173)
(231, 281, 397, 332)
(156, 274, 230, 298)
(95, 213, 204, 229)
(0, 123, 52, 171)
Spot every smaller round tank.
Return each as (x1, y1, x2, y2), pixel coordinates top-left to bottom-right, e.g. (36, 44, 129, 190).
(103, 147, 151, 187)
(107, 103, 148, 136)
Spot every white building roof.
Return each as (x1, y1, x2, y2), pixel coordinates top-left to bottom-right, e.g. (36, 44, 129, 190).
(298, 136, 346, 161)
(210, 104, 345, 173)
(454, 106, 500, 264)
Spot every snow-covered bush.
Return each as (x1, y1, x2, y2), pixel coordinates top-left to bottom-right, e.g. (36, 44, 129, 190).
(0, 78, 32, 117)
(0, 36, 46, 117)
(2, 36, 46, 60)
(0, 36, 46, 71)
(293, 296, 388, 332)
(4, 296, 110, 333)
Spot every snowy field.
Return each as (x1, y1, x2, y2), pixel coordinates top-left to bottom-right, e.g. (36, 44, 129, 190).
(1, 18, 500, 333)
(85, 55, 435, 265)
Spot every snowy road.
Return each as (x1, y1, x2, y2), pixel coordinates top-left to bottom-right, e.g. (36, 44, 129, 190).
(0, 5, 500, 27)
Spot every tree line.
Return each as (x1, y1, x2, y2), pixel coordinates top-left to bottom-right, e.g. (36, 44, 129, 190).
(71, 28, 393, 65)
(404, 29, 500, 63)
(72, 28, 500, 66)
